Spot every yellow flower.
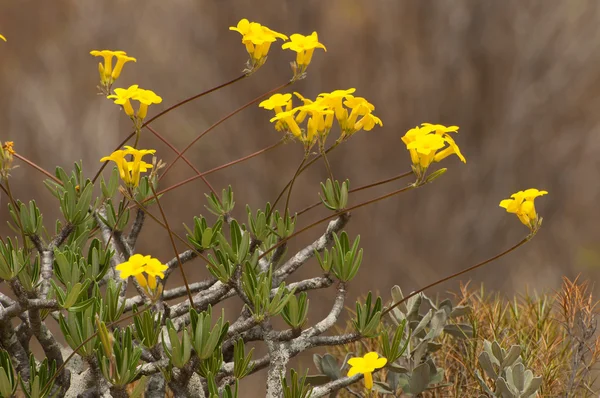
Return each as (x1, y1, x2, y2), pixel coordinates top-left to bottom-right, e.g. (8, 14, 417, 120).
(107, 85, 162, 123)
(115, 254, 147, 280)
(434, 135, 466, 163)
(260, 93, 293, 131)
(317, 89, 356, 120)
(230, 19, 287, 71)
(107, 84, 139, 117)
(259, 93, 292, 114)
(0, 34, 6, 42)
(340, 97, 381, 137)
(296, 103, 334, 143)
(270, 109, 302, 138)
(347, 352, 387, 390)
(133, 88, 163, 120)
(407, 134, 446, 168)
(293, 92, 317, 124)
(90, 50, 136, 90)
(282, 32, 327, 75)
(402, 123, 466, 179)
(100, 146, 156, 188)
(500, 189, 548, 230)
(115, 254, 167, 295)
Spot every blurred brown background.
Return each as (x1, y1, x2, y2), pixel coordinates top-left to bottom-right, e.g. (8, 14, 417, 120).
(1, 0, 600, 394)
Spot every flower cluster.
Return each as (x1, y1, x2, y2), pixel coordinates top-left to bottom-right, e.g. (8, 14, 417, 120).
(347, 352, 387, 390)
(260, 89, 382, 152)
(500, 188, 548, 232)
(230, 19, 326, 77)
(90, 50, 136, 92)
(107, 84, 163, 128)
(115, 254, 168, 300)
(100, 146, 156, 189)
(401, 123, 466, 181)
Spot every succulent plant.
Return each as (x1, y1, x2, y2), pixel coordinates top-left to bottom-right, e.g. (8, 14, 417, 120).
(475, 340, 542, 398)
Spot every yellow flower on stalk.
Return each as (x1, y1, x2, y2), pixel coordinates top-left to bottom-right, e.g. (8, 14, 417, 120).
(230, 19, 288, 72)
(134, 88, 163, 120)
(317, 89, 357, 127)
(347, 352, 387, 390)
(407, 134, 446, 168)
(282, 32, 327, 77)
(0, 35, 6, 42)
(115, 254, 167, 298)
(339, 97, 381, 137)
(500, 189, 548, 232)
(107, 84, 139, 118)
(100, 146, 156, 189)
(260, 93, 293, 131)
(107, 85, 162, 124)
(270, 109, 303, 138)
(90, 50, 136, 90)
(296, 103, 334, 143)
(402, 123, 466, 181)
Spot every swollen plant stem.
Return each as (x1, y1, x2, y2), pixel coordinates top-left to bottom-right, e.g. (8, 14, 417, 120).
(158, 81, 292, 181)
(381, 236, 533, 317)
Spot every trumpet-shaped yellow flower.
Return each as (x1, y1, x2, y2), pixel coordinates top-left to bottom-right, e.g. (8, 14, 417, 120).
(0, 35, 6, 42)
(107, 85, 162, 123)
(230, 19, 287, 71)
(317, 89, 356, 120)
(134, 88, 163, 120)
(107, 84, 139, 117)
(407, 134, 446, 168)
(282, 32, 326, 75)
(260, 93, 293, 131)
(259, 93, 292, 114)
(90, 50, 136, 90)
(270, 109, 303, 138)
(402, 123, 466, 179)
(100, 146, 156, 188)
(347, 352, 387, 390)
(500, 189, 548, 231)
(115, 254, 167, 295)
(297, 103, 334, 142)
(339, 97, 381, 137)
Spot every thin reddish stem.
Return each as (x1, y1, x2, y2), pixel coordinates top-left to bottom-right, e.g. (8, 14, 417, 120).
(159, 81, 292, 181)
(14, 153, 62, 185)
(381, 236, 532, 316)
(92, 74, 246, 184)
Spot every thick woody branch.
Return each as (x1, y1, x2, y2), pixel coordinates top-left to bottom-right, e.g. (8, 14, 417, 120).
(274, 214, 349, 284)
(163, 249, 198, 280)
(311, 374, 363, 397)
(127, 208, 146, 249)
(124, 279, 216, 311)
